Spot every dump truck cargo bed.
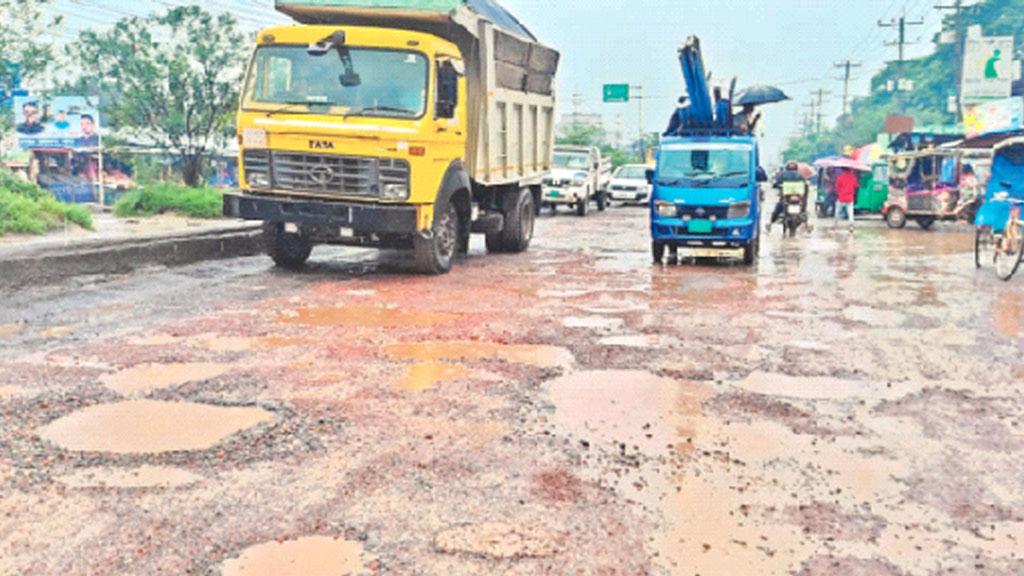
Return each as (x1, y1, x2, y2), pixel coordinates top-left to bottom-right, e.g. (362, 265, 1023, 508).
(273, 0, 560, 187)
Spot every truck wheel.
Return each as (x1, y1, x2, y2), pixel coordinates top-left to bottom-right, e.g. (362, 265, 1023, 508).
(886, 207, 907, 229)
(575, 190, 590, 217)
(596, 191, 608, 212)
(486, 188, 535, 253)
(413, 200, 459, 275)
(652, 240, 666, 264)
(264, 223, 312, 270)
(742, 239, 759, 266)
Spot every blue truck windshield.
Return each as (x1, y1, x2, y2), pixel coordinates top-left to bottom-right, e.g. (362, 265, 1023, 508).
(658, 147, 751, 188)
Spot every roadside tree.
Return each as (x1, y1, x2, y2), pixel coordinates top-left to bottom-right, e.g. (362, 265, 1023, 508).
(72, 6, 245, 186)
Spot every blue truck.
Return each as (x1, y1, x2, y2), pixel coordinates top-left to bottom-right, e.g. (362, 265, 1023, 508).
(650, 37, 773, 265)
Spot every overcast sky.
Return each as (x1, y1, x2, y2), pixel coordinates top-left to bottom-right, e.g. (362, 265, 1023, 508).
(48, 0, 948, 161)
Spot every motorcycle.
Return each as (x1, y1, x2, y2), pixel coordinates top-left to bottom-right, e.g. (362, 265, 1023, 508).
(782, 192, 807, 238)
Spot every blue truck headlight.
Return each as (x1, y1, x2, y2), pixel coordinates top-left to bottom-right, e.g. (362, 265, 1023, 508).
(655, 200, 677, 218)
(727, 201, 751, 219)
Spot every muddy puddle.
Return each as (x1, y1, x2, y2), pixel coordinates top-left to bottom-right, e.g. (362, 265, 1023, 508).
(37, 400, 274, 454)
(221, 536, 366, 576)
(434, 522, 565, 560)
(598, 334, 663, 349)
(385, 341, 574, 369)
(56, 465, 202, 489)
(280, 305, 460, 328)
(40, 325, 76, 338)
(843, 306, 906, 327)
(396, 362, 471, 392)
(0, 323, 25, 338)
(101, 363, 231, 395)
(546, 370, 710, 456)
(733, 371, 890, 401)
(561, 316, 624, 331)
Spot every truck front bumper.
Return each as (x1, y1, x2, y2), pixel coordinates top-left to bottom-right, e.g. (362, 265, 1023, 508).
(224, 193, 420, 235)
(650, 218, 756, 247)
(544, 187, 587, 204)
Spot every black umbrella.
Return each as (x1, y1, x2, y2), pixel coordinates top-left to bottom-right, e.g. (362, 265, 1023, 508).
(735, 85, 790, 107)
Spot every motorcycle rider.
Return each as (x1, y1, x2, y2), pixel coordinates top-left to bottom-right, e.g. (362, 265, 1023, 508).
(767, 161, 810, 231)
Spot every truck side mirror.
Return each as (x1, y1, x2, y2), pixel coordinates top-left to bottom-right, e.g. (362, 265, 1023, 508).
(756, 166, 768, 183)
(436, 60, 459, 119)
(645, 169, 655, 185)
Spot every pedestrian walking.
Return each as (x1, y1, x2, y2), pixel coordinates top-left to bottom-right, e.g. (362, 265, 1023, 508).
(834, 168, 858, 231)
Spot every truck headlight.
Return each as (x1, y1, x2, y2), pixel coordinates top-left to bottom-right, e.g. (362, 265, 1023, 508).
(378, 158, 411, 201)
(655, 200, 677, 218)
(727, 201, 751, 219)
(249, 172, 270, 189)
(382, 183, 409, 201)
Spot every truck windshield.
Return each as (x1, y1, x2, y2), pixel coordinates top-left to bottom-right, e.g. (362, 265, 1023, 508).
(658, 147, 751, 188)
(243, 45, 428, 118)
(554, 153, 590, 169)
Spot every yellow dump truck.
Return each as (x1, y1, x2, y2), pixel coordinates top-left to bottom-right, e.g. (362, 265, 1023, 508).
(223, 0, 560, 274)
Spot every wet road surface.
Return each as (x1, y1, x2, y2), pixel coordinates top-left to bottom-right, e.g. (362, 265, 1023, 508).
(1, 207, 1023, 575)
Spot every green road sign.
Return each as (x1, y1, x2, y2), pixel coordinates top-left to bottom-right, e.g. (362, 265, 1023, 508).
(603, 84, 630, 103)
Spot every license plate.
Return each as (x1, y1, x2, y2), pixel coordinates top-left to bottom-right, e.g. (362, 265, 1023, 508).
(688, 219, 713, 233)
(679, 247, 743, 259)
(786, 205, 802, 214)
(548, 190, 561, 198)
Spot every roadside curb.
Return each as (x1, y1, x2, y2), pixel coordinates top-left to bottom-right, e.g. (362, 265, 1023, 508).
(0, 225, 265, 291)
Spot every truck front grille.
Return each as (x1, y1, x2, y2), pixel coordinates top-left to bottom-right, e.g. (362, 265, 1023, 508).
(678, 205, 729, 219)
(244, 151, 409, 198)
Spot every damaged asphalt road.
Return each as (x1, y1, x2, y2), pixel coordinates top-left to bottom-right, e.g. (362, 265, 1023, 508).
(1, 208, 1022, 575)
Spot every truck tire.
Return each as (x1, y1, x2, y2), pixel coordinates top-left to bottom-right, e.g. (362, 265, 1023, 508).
(575, 188, 590, 217)
(264, 223, 312, 270)
(596, 190, 608, 211)
(652, 240, 666, 264)
(742, 238, 759, 266)
(413, 200, 459, 275)
(486, 188, 535, 253)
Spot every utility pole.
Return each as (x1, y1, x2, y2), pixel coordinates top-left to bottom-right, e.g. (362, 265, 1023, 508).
(571, 92, 582, 128)
(803, 101, 817, 134)
(935, 0, 969, 121)
(879, 8, 925, 109)
(834, 59, 863, 118)
(811, 89, 831, 133)
(632, 84, 645, 154)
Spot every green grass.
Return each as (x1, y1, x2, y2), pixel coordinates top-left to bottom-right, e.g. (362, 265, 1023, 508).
(113, 184, 224, 219)
(0, 171, 94, 235)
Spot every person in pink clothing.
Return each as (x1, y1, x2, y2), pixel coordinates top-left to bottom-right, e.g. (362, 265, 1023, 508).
(834, 168, 859, 231)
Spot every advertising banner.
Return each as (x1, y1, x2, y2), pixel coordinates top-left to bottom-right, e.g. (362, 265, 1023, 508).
(962, 35, 1015, 102)
(12, 96, 100, 150)
(964, 97, 1024, 138)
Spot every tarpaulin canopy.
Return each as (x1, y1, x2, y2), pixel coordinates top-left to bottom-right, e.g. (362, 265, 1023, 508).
(813, 157, 871, 172)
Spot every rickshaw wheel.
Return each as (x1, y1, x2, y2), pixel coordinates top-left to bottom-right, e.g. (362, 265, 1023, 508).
(975, 227, 994, 269)
(995, 233, 1024, 282)
(886, 207, 907, 229)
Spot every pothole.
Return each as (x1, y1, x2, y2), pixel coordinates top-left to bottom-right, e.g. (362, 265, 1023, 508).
(280, 305, 460, 328)
(843, 306, 906, 328)
(733, 371, 888, 400)
(100, 363, 232, 395)
(385, 341, 574, 369)
(221, 536, 366, 576)
(56, 465, 202, 489)
(0, 323, 25, 338)
(37, 400, 274, 454)
(396, 362, 471, 392)
(598, 334, 662, 349)
(561, 316, 624, 331)
(434, 522, 566, 560)
(545, 370, 710, 455)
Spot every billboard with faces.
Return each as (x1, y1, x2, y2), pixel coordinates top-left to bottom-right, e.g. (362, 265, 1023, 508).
(12, 96, 100, 151)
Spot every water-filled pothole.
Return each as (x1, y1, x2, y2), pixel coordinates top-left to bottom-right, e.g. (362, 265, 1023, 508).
(385, 341, 573, 369)
(100, 363, 231, 395)
(221, 536, 365, 576)
(37, 400, 274, 454)
(396, 362, 471, 391)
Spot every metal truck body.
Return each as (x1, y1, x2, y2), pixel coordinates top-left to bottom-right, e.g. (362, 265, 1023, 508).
(224, 0, 559, 273)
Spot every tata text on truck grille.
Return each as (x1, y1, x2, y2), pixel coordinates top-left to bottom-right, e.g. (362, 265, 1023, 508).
(223, 0, 560, 274)
(650, 37, 786, 266)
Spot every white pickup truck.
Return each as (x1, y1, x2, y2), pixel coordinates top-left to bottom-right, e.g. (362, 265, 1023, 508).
(542, 145, 612, 216)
